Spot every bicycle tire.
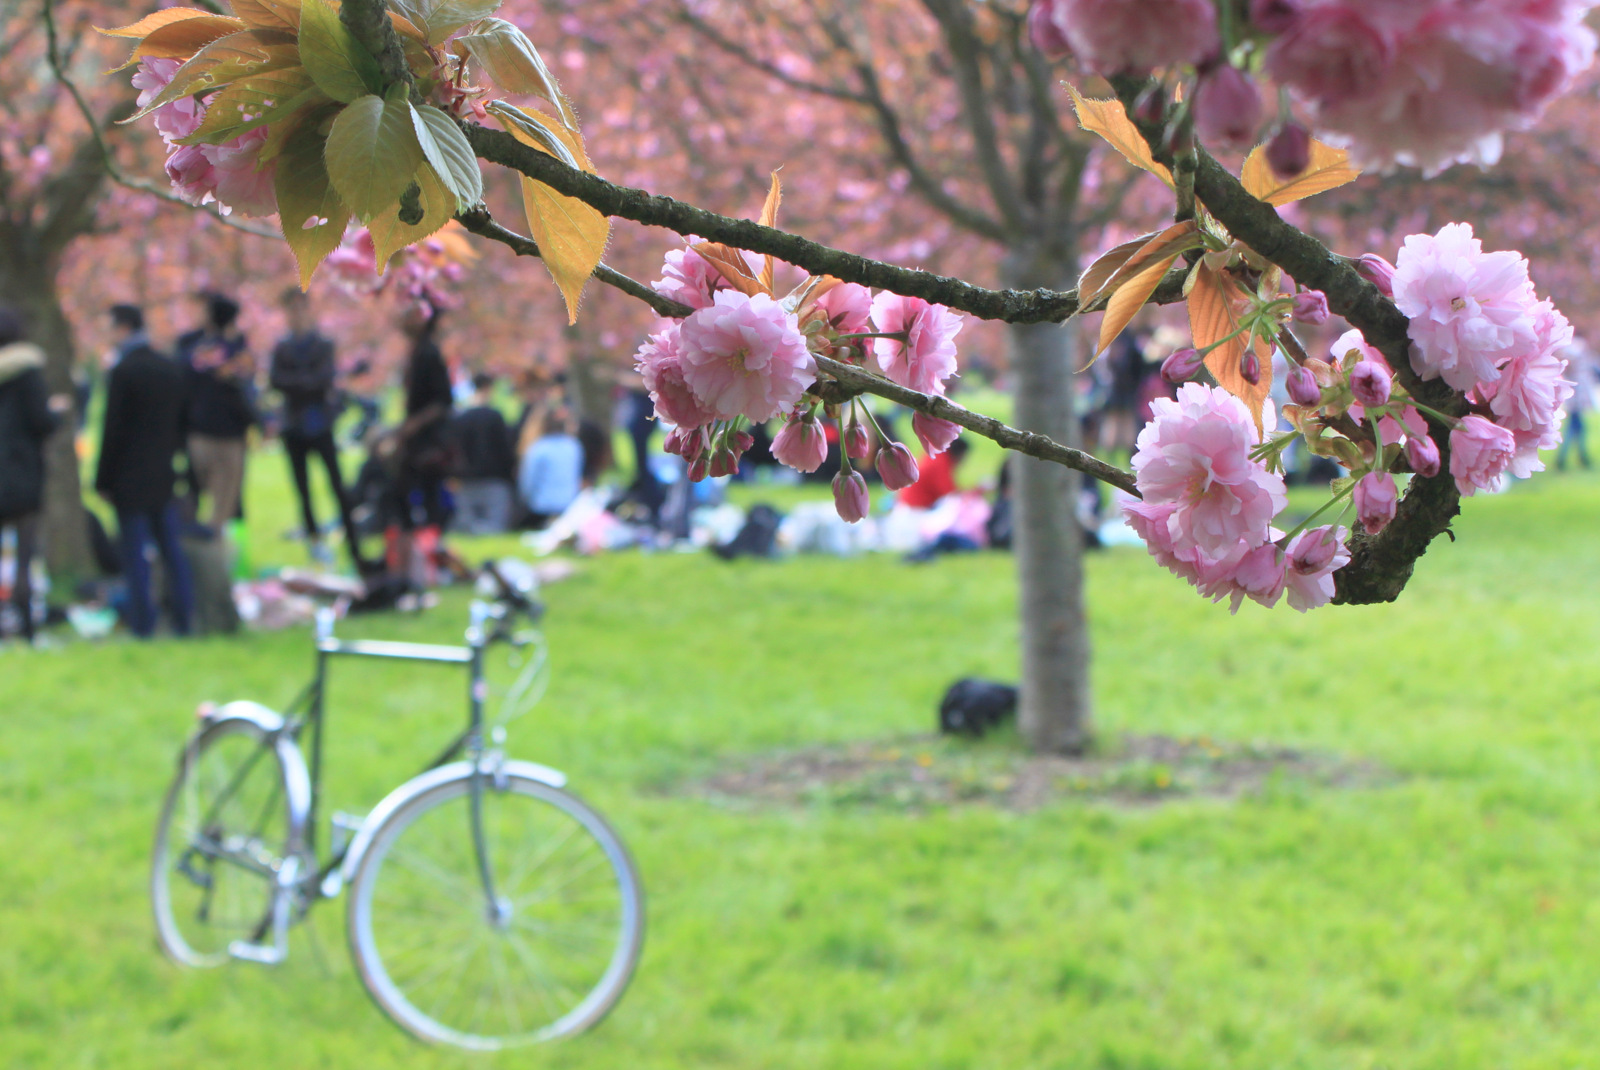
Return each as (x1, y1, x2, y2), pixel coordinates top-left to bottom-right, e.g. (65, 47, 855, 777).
(346, 768, 644, 1049)
(151, 713, 306, 967)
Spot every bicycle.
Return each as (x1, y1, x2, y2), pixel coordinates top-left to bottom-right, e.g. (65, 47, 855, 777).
(150, 567, 644, 1049)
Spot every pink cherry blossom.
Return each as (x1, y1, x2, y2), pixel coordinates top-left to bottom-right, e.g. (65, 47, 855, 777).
(1284, 525, 1351, 612)
(912, 413, 961, 456)
(1328, 327, 1387, 368)
(812, 282, 873, 335)
(1449, 414, 1517, 496)
(1291, 289, 1330, 326)
(1192, 66, 1262, 150)
(1230, 543, 1288, 610)
(1265, 5, 1394, 111)
(1484, 303, 1574, 433)
(205, 127, 277, 217)
(1131, 382, 1288, 560)
(1286, 364, 1322, 407)
(1392, 222, 1540, 393)
(1405, 434, 1441, 478)
(635, 323, 716, 429)
(651, 242, 722, 310)
(1349, 359, 1392, 408)
(870, 292, 962, 395)
(132, 59, 206, 143)
(1354, 471, 1397, 534)
(771, 415, 827, 473)
(677, 290, 815, 423)
(165, 144, 219, 206)
(1036, 0, 1219, 74)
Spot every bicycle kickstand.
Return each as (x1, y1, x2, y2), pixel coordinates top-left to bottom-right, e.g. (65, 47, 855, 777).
(229, 854, 300, 965)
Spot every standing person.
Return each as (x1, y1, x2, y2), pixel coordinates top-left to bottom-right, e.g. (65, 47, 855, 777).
(450, 372, 515, 535)
(383, 304, 455, 579)
(1098, 328, 1148, 457)
(1558, 343, 1594, 472)
(518, 407, 584, 527)
(176, 292, 254, 535)
(0, 306, 71, 643)
(270, 288, 366, 569)
(95, 305, 195, 639)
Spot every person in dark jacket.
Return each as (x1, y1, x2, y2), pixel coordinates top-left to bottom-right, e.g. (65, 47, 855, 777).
(450, 372, 515, 535)
(379, 305, 455, 583)
(176, 292, 255, 535)
(270, 288, 366, 569)
(0, 306, 71, 642)
(95, 305, 195, 639)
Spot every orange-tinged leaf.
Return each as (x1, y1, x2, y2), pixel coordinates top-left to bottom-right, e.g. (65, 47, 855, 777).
(1079, 232, 1158, 305)
(1065, 84, 1174, 188)
(1240, 138, 1360, 206)
(118, 33, 286, 122)
(389, 11, 427, 42)
(111, 15, 247, 71)
(1097, 254, 1177, 359)
(1094, 221, 1199, 305)
(1189, 264, 1273, 434)
(692, 243, 763, 297)
(758, 170, 782, 293)
(230, 0, 301, 31)
(98, 8, 218, 38)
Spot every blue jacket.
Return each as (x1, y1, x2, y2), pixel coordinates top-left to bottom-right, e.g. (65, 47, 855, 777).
(518, 434, 583, 516)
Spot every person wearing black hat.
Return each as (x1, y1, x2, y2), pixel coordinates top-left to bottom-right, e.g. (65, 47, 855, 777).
(176, 291, 255, 534)
(96, 304, 195, 638)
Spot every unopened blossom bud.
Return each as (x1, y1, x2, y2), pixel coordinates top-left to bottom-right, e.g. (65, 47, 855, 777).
(1026, 0, 1071, 59)
(662, 427, 687, 456)
(1250, 0, 1300, 33)
(913, 412, 961, 456)
(832, 469, 870, 523)
(1239, 348, 1261, 386)
(688, 454, 709, 482)
(1291, 289, 1329, 326)
(1161, 347, 1205, 383)
(1349, 359, 1392, 408)
(1288, 524, 1341, 573)
(844, 421, 870, 460)
(1265, 121, 1311, 178)
(1355, 254, 1396, 298)
(771, 416, 827, 473)
(876, 442, 920, 491)
(1405, 433, 1441, 478)
(1286, 363, 1322, 407)
(708, 448, 738, 479)
(1193, 66, 1262, 151)
(1354, 471, 1398, 535)
(731, 430, 755, 458)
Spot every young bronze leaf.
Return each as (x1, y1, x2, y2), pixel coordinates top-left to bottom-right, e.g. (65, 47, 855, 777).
(487, 101, 582, 169)
(230, 0, 301, 32)
(1096, 253, 1177, 359)
(299, 0, 383, 103)
(692, 243, 763, 296)
(369, 164, 455, 269)
(99, 8, 219, 38)
(455, 19, 576, 128)
(1189, 264, 1273, 434)
(275, 126, 352, 289)
(1093, 221, 1200, 305)
(1065, 84, 1174, 188)
(179, 67, 323, 145)
(1078, 232, 1158, 306)
(324, 86, 426, 222)
(389, 11, 427, 42)
(1240, 138, 1360, 206)
(110, 14, 246, 71)
(758, 170, 782, 292)
(410, 104, 484, 211)
(416, 0, 503, 44)
(118, 34, 288, 122)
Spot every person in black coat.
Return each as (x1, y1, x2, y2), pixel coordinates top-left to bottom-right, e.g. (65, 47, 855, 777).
(450, 372, 515, 534)
(95, 305, 195, 639)
(176, 292, 255, 534)
(0, 306, 71, 642)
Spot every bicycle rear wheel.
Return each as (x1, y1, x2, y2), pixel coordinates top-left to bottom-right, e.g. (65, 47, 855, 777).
(346, 768, 643, 1049)
(151, 715, 303, 967)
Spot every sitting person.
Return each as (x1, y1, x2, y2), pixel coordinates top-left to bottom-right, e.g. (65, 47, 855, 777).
(517, 408, 584, 528)
(897, 435, 968, 509)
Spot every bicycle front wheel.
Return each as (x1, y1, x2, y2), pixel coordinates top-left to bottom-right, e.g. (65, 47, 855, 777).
(346, 768, 644, 1049)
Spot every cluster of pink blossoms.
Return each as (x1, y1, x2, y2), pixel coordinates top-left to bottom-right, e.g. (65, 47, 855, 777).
(132, 59, 277, 217)
(1123, 383, 1350, 612)
(1389, 222, 1575, 495)
(637, 241, 965, 519)
(1028, 0, 1596, 174)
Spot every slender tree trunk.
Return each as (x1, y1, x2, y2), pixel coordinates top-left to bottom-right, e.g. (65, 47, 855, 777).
(1005, 248, 1091, 754)
(0, 248, 94, 585)
(562, 324, 615, 432)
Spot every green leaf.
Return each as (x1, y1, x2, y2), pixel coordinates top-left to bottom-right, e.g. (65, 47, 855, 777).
(485, 100, 581, 169)
(298, 0, 382, 103)
(274, 126, 352, 289)
(410, 104, 483, 211)
(455, 19, 574, 128)
(323, 86, 425, 222)
(178, 67, 326, 145)
(367, 163, 455, 269)
(391, 0, 501, 45)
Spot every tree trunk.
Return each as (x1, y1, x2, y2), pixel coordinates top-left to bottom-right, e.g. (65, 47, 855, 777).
(1005, 252, 1092, 754)
(562, 324, 615, 432)
(0, 249, 94, 586)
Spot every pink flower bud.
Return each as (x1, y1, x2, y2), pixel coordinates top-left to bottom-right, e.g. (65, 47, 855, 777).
(708, 448, 737, 479)
(1354, 471, 1398, 535)
(771, 416, 827, 473)
(1288, 524, 1341, 573)
(1404, 433, 1440, 478)
(1286, 364, 1322, 407)
(912, 412, 961, 457)
(1193, 66, 1262, 151)
(1355, 254, 1396, 298)
(1349, 359, 1391, 409)
(1239, 348, 1261, 386)
(662, 427, 687, 456)
(832, 469, 870, 523)
(1026, 0, 1071, 59)
(688, 454, 709, 482)
(1265, 121, 1311, 178)
(731, 430, 755, 458)
(1250, 0, 1300, 33)
(844, 421, 870, 460)
(1291, 289, 1329, 326)
(1161, 347, 1205, 383)
(876, 442, 920, 491)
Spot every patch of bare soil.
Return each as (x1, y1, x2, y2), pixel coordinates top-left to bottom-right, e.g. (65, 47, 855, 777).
(689, 733, 1392, 811)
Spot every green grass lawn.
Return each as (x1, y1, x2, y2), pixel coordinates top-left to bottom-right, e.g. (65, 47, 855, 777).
(7, 443, 1600, 1068)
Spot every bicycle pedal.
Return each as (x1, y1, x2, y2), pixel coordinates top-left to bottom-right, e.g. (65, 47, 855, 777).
(228, 940, 287, 965)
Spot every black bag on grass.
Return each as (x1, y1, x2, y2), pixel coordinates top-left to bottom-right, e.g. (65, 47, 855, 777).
(938, 678, 1018, 737)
